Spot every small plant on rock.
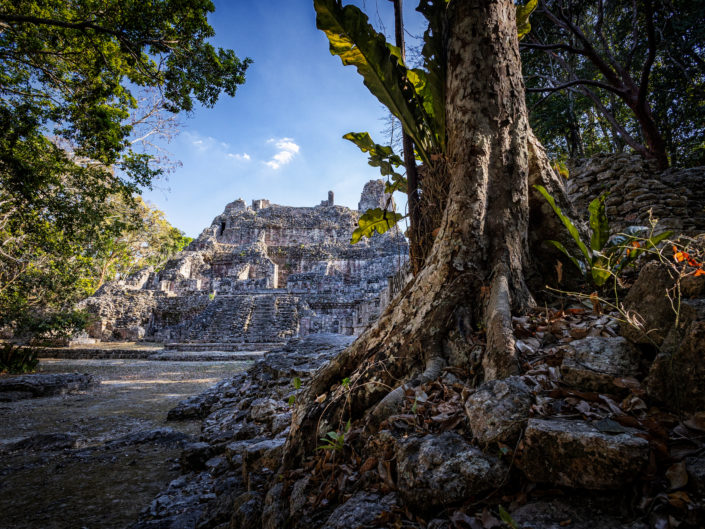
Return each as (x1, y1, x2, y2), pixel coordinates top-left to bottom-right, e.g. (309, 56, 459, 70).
(535, 185, 672, 286)
(317, 419, 351, 453)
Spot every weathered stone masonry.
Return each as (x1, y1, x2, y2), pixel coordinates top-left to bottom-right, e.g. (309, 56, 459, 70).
(79, 181, 408, 346)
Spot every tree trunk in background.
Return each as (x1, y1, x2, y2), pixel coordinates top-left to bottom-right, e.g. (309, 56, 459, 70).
(391, 0, 424, 274)
(282, 0, 576, 472)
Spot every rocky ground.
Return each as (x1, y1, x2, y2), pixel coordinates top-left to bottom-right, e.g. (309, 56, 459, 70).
(0, 358, 249, 529)
(127, 259, 705, 529)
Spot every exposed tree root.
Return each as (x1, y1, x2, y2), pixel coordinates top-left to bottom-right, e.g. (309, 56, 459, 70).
(483, 263, 520, 380)
(368, 353, 446, 428)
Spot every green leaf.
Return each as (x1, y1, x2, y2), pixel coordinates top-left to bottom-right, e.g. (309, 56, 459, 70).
(415, 0, 447, 151)
(314, 0, 438, 164)
(498, 505, 519, 529)
(534, 185, 591, 263)
(343, 132, 404, 179)
(385, 174, 408, 194)
(516, 0, 538, 40)
(351, 208, 404, 244)
(293, 377, 302, 390)
(588, 193, 610, 251)
(646, 230, 673, 249)
(591, 263, 612, 287)
(547, 240, 587, 277)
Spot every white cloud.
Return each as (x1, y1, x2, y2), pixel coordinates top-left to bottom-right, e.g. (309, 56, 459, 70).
(265, 137, 300, 170)
(187, 132, 249, 162)
(227, 152, 251, 161)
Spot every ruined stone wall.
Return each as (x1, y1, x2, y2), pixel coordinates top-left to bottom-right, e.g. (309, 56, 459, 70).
(78, 181, 409, 345)
(567, 154, 705, 235)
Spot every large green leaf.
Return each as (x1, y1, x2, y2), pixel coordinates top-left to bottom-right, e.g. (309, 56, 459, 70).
(351, 208, 404, 244)
(534, 185, 591, 263)
(314, 0, 438, 164)
(516, 0, 538, 40)
(547, 240, 587, 277)
(343, 132, 405, 180)
(588, 193, 609, 251)
(413, 0, 447, 152)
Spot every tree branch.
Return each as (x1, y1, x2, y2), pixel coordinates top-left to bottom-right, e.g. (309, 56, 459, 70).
(637, 0, 657, 107)
(526, 78, 626, 96)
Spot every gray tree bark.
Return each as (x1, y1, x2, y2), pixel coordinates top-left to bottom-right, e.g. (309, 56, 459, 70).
(281, 0, 576, 476)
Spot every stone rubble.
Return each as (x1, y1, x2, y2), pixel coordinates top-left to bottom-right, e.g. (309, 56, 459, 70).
(567, 154, 705, 235)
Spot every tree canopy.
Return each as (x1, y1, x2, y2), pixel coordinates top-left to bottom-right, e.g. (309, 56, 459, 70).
(521, 0, 705, 168)
(0, 0, 248, 338)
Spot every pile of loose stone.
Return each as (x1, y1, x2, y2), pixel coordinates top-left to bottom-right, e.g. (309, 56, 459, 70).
(567, 154, 705, 235)
(130, 259, 705, 529)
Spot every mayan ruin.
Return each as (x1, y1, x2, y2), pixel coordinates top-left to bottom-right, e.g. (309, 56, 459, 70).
(78, 180, 409, 349)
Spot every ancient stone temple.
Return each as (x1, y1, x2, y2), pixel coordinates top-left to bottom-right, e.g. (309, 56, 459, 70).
(79, 180, 408, 349)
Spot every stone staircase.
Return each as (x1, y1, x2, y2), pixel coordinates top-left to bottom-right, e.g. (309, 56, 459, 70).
(176, 294, 299, 345)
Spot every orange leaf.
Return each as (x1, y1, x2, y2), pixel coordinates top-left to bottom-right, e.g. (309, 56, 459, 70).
(695, 269, 705, 277)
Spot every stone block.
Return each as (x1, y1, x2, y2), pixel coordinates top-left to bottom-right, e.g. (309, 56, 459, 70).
(395, 432, 507, 509)
(464, 376, 533, 444)
(519, 418, 649, 489)
(560, 336, 641, 392)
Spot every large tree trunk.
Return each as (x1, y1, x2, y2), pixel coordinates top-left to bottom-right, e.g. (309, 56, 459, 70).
(282, 0, 576, 471)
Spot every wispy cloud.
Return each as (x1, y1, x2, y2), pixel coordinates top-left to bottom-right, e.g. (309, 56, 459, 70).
(227, 152, 251, 161)
(186, 132, 250, 162)
(265, 137, 300, 170)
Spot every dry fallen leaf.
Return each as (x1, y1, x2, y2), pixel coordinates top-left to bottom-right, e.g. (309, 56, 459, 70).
(667, 490, 692, 509)
(315, 393, 327, 403)
(666, 461, 689, 490)
(684, 411, 705, 432)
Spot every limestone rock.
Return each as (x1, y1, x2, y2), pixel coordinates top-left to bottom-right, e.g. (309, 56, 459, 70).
(230, 491, 263, 529)
(619, 262, 677, 346)
(249, 398, 287, 423)
(243, 437, 285, 474)
(647, 320, 705, 412)
(510, 497, 648, 529)
(7, 432, 78, 452)
(105, 428, 191, 449)
(0, 372, 98, 401)
(686, 455, 705, 496)
(395, 432, 507, 509)
(180, 441, 214, 471)
(519, 418, 649, 489)
(323, 492, 398, 529)
(288, 476, 310, 516)
(464, 376, 533, 444)
(560, 336, 641, 392)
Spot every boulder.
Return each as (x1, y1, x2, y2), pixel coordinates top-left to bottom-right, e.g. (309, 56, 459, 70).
(518, 418, 649, 489)
(0, 372, 98, 401)
(180, 441, 214, 471)
(249, 398, 287, 423)
(464, 376, 533, 444)
(560, 336, 641, 392)
(395, 432, 507, 509)
(685, 455, 705, 496)
(511, 497, 648, 529)
(647, 319, 705, 412)
(323, 492, 398, 529)
(230, 491, 263, 529)
(619, 262, 676, 346)
(242, 437, 285, 476)
(7, 432, 78, 451)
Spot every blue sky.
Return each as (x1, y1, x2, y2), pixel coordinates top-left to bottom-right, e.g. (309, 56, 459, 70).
(142, 1, 425, 237)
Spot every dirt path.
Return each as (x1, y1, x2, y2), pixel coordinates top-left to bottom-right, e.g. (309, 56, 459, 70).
(0, 358, 248, 529)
